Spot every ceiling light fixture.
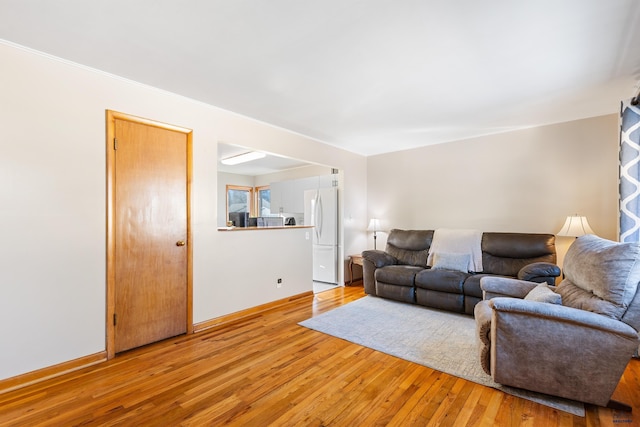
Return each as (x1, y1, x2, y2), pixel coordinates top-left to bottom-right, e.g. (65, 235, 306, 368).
(220, 151, 266, 165)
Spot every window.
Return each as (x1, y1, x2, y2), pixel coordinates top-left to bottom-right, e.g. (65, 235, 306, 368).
(225, 185, 272, 223)
(226, 185, 254, 222)
(256, 186, 271, 216)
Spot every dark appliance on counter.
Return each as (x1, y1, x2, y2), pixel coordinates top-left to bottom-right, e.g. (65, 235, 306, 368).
(228, 212, 249, 227)
(285, 217, 296, 226)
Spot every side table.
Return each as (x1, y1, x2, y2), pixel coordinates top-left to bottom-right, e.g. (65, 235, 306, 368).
(348, 254, 364, 285)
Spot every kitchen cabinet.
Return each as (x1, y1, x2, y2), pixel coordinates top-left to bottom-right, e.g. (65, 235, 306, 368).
(270, 180, 300, 214)
(318, 174, 336, 188)
(270, 175, 335, 214)
(270, 181, 284, 214)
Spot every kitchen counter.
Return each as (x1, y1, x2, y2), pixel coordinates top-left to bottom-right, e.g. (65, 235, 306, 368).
(217, 225, 314, 231)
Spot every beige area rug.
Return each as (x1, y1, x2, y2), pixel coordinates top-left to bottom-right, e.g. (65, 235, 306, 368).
(299, 295, 585, 417)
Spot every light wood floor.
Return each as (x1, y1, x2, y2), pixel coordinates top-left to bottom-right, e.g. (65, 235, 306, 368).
(1, 285, 638, 426)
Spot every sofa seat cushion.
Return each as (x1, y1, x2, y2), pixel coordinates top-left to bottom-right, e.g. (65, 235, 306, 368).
(375, 265, 423, 287)
(559, 234, 640, 319)
(415, 269, 469, 294)
(416, 288, 464, 312)
(465, 296, 482, 315)
(463, 274, 511, 299)
(376, 282, 416, 303)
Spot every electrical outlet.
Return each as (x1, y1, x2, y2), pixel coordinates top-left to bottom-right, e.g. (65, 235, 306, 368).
(277, 278, 283, 288)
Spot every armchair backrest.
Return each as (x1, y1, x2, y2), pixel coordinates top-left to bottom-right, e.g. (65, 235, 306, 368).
(557, 234, 640, 330)
(385, 229, 433, 268)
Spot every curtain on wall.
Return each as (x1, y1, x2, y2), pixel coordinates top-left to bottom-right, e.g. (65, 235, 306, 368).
(620, 99, 640, 242)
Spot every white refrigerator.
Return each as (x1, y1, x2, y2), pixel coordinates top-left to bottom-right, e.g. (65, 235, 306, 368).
(304, 187, 338, 284)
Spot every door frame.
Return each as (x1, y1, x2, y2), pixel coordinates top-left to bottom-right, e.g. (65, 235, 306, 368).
(105, 110, 193, 359)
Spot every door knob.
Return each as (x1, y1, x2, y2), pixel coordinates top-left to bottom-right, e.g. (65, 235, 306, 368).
(176, 240, 186, 247)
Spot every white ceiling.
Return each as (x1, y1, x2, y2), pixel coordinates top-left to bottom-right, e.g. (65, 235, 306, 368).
(1, 0, 639, 156)
(218, 143, 311, 175)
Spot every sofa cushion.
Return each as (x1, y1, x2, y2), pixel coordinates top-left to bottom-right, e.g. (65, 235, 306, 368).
(524, 282, 561, 304)
(482, 233, 556, 276)
(416, 288, 464, 312)
(415, 269, 468, 294)
(558, 234, 640, 320)
(465, 296, 482, 315)
(375, 265, 423, 287)
(385, 229, 433, 267)
(376, 282, 416, 303)
(431, 252, 470, 272)
(464, 274, 513, 299)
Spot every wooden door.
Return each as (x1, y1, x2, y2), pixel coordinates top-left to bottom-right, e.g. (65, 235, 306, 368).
(106, 111, 192, 356)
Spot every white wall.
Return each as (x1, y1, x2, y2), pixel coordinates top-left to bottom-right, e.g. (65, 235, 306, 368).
(0, 41, 367, 381)
(254, 164, 333, 187)
(203, 227, 313, 320)
(367, 114, 620, 267)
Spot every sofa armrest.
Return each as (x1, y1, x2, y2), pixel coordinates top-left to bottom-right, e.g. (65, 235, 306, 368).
(487, 297, 639, 405)
(517, 262, 561, 283)
(480, 276, 539, 300)
(490, 297, 638, 337)
(362, 250, 397, 268)
(474, 300, 493, 375)
(361, 250, 398, 295)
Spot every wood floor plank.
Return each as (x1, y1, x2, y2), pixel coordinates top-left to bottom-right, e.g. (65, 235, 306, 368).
(449, 382, 486, 426)
(429, 378, 477, 427)
(351, 364, 429, 426)
(0, 285, 638, 426)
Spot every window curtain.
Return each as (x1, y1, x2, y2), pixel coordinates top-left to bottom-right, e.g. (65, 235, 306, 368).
(619, 99, 640, 242)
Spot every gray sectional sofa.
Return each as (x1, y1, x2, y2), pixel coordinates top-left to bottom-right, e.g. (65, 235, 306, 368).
(362, 229, 561, 315)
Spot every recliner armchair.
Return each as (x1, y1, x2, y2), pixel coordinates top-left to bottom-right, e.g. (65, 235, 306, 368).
(474, 234, 640, 409)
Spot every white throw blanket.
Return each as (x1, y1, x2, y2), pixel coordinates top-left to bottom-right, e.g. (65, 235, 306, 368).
(427, 228, 483, 272)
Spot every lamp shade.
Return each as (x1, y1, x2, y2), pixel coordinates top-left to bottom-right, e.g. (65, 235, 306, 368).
(367, 218, 381, 231)
(557, 215, 594, 237)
